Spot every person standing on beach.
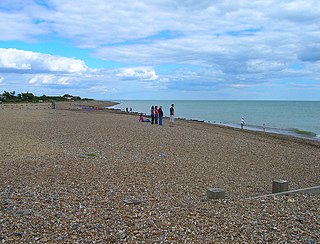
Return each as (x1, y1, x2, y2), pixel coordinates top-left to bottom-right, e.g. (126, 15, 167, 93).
(169, 104, 174, 127)
(158, 106, 163, 126)
(151, 106, 155, 124)
(241, 118, 245, 129)
(154, 106, 159, 124)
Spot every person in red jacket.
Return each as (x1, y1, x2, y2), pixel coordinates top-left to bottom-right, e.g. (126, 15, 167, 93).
(154, 106, 159, 124)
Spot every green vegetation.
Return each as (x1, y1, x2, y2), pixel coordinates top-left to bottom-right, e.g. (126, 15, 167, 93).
(80, 153, 97, 158)
(0, 90, 93, 103)
(290, 128, 316, 137)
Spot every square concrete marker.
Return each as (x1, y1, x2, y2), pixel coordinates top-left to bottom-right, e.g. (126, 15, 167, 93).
(207, 188, 225, 199)
(272, 179, 288, 193)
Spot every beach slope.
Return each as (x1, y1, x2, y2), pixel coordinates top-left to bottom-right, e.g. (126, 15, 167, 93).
(0, 104, 319, 242)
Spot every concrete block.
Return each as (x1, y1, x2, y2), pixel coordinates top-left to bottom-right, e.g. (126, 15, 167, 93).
(207, 188, 225, 199)
(272, 179, 288, 193)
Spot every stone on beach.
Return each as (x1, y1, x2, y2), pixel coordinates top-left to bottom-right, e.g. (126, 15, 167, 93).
(207, 188, 225, 199)
(123, 197, 143, 205)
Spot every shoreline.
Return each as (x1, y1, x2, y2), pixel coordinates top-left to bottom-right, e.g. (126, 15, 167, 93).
(107, 105, 320, 144)
(109, 100, 320, 141)
(2, 99, 318, 144)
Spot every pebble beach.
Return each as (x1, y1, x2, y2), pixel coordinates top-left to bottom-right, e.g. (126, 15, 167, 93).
(1, 101, 319, 242)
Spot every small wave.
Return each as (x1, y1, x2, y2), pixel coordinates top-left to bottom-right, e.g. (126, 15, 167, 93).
(289, 128, 317, 137)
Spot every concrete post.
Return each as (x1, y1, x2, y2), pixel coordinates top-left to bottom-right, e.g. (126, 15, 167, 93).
(272, 179, 288, 193)
(207, 188, 225, 199)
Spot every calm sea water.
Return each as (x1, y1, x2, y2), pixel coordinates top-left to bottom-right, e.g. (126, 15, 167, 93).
(110, 100, 320, 140)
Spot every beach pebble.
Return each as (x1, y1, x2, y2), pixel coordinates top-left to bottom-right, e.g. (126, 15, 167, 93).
(118, 230, 126, 239)
(123, 197, 143, 205)
(14, 209, 31, 216)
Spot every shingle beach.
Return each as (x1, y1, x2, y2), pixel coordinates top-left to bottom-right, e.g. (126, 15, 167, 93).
(1, 102, 319, 242)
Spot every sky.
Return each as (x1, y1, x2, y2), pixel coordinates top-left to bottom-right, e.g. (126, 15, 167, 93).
(0, 0, 320, 100)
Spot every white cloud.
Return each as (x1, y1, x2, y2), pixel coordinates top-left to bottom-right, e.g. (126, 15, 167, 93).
(0, 13, 47, 41)
(2, 1, 320, 75)
(29, 74, 72, 85)
(0, 76, 4, 83)
(0, 48, 88, 73)
(4, 1, 317, 46)
(1, 1, 320, 99)
(246, 59, 286, 73)
(230, 84, 254, 89)
(117, 67, 158, 81)
(89, 86, 118, 94)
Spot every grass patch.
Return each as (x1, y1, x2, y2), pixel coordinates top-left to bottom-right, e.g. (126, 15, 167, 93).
(80, 153, 97, 158)
(290, 128, 317, 137)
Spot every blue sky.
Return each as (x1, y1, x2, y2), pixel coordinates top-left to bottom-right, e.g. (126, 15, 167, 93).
(0, 0, 320, 100)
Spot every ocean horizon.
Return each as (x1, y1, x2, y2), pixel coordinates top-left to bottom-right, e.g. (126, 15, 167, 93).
(110, 100, 320, 140)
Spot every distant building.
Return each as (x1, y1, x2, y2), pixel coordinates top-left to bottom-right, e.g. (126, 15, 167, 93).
(63, 94, 74, 100)
(63, 94, 81, 101)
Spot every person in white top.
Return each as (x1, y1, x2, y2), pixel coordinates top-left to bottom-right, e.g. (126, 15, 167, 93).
(169, 104, 174, 127)
(240, 118, 245, 129)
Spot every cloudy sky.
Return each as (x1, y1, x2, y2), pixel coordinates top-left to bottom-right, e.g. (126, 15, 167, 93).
(0, 0, 320, 100)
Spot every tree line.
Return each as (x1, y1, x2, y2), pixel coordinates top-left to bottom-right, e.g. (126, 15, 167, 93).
(0, 91, 93, 103)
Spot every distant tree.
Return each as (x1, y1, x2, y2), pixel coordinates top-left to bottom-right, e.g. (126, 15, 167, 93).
(3, 91, 10, 99)
(72, 96, 81, 101)
(21, 92, 35, 101)
(1, 91, 90, 103)
(2, 91, 14, 99)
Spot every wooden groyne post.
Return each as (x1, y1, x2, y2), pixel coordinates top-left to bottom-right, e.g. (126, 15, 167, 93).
(272, 179, 288, 193)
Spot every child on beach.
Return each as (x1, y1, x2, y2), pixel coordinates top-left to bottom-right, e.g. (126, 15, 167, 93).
(241, 118, 245, 129)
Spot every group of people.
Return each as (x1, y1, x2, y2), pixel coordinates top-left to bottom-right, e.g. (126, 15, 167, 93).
(150, 105, 164, 125)
(139, 104, 175, 127)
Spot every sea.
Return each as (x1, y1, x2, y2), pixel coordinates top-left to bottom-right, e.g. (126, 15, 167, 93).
(110, 100, 320, 141)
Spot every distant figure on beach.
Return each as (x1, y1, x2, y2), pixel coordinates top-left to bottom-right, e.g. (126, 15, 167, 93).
(158, 106, 163, 126)
(169, 104, 175, 127)
(154, 106, 159, 124)
(139, 113, 150, 122)
(263, 123, 266, 132)
(241, 118, 245, 129)
(139, 113, 144, 122)
(151, 106, 155, 124)
(130, 107, 133, 113)
(126, 108, 129, 113)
